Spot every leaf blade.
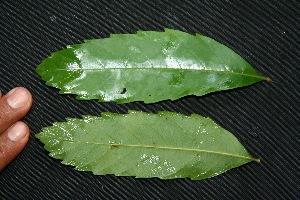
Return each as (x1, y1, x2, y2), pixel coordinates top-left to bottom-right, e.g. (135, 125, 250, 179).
(36, 111, 259, 180)
(36, 29, 269, 103)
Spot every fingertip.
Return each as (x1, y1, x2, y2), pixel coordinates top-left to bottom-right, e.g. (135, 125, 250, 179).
(6, 87, 32, 110)
(0, 87, 32, 137)
(0, 121, 30, 171)
(8, 121, 30, 142)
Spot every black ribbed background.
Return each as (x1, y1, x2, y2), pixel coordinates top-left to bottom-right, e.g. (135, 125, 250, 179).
(0, 0, 299, 199)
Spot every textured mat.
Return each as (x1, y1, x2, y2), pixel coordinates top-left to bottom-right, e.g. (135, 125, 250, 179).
(0, 0, 299, 199)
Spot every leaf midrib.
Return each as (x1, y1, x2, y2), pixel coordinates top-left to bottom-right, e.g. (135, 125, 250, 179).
(58, 138, 259, 162)
(57, 67, 270, 81)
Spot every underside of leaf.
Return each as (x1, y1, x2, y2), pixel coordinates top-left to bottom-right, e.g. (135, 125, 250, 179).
(36, 28, 270, 103)
(36, 111, 259, 180)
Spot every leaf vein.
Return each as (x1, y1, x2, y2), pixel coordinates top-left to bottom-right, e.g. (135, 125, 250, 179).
(57, 68, 268, 80)
(55, 138, 256, 162)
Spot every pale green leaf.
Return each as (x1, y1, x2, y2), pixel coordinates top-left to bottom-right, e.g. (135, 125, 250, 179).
(36, 111, 259, 180)
(36, 28, 270, 103)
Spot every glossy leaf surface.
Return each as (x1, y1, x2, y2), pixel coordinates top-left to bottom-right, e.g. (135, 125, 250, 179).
(36, 29, 269, 103)
(36, 111, 259, 180)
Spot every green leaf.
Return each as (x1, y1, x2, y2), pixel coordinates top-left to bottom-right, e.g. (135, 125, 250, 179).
(36, 28, 270, 104)
(36, 111, 259, 180)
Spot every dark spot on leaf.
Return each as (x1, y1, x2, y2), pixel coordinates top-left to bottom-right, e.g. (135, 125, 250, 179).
(110, 144, 119, 148)
(121, 88, 127, 94)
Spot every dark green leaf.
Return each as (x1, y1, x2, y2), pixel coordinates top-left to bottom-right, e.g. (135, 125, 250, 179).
(36, 111, 259, 180)
(36, 28, 270, 103)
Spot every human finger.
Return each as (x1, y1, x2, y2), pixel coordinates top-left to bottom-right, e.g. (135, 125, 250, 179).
(0, 87, 32, 134)
(0, 121, 30, 170)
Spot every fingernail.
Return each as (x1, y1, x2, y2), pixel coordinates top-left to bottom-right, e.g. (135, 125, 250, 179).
(7, 88, 30, 109)
(8, 122, 28, 142)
